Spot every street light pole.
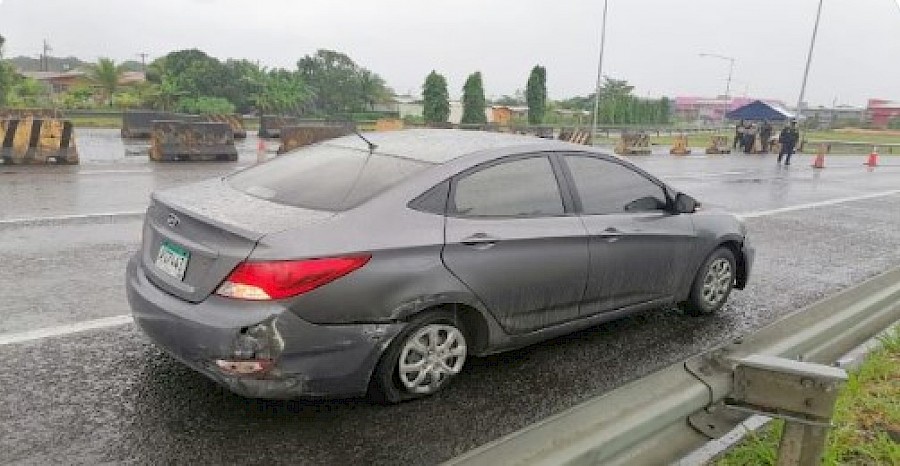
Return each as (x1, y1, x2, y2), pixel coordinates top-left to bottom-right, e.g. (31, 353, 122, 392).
(591, 0, 609, 144)
(795, 0, 825, 123)
(699, 53, 736, 123)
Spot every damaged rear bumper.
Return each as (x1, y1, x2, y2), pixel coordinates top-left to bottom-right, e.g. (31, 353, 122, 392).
(126, 254, 404, 399)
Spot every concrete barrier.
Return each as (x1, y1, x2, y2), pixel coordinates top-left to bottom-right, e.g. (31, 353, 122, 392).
(705, 136, 732, 154)
(277, 123, 355, 155)
(201, 114, 247, 139)
(0, 108, 62, 120)
(374, 118, 404, 132)
(259, 115, 300, 138)
(122, 110, 174, 138)
(149, 121, 237, 162)
(615, 132, 652, 155)
(0, 118, 78, 165)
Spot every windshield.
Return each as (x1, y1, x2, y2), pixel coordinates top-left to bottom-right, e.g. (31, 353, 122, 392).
(227, 143, 433, 211)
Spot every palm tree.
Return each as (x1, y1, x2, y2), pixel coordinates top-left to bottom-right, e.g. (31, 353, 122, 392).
(144, 74, 185, 111)
(88, 58, 126, 107)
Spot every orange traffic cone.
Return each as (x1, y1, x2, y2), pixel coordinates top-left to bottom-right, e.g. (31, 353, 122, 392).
(865, 146, 878, 167)
(811, 144, 826, 169)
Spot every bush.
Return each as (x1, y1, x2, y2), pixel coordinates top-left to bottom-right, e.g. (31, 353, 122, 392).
(175, 96, 236, 115)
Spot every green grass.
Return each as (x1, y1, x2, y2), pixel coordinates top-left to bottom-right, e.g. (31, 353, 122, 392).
(716, 328, 900, 466)
(68, 116, 123, 128)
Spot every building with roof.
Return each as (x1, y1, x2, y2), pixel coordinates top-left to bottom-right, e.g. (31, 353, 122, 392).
(674, 96, 788, 123)
(866, 99, 900, 128)
(19, 70, 146, 93)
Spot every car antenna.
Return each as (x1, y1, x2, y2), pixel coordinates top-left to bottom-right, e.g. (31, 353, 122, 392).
(352, 127, 377, 154)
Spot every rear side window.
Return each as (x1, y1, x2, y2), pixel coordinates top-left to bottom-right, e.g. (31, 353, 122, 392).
(566, 155, 668, 214)
(228, 144, 432, 211)
(452, 156, 564, 217)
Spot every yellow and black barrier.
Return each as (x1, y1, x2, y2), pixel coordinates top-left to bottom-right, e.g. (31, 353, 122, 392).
(559, 128, 592, 145)
(202, 114, 247, 139)
(0, 118, 78, 165)
(669, 134, 691, 155)
(259, 115, 300, 139)
(277, 123, 355, 155)
(149, 121, 237, 162)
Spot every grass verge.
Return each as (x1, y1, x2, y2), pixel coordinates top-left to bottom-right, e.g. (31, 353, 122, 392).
(716, 328, 900, 466)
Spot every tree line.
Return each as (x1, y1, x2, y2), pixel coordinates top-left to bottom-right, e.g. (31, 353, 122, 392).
(0, 33, 671, 125)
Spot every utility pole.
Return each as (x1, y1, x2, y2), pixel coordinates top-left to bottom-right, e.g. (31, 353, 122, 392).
(590, 0, 609, 144)
(795, 0, 825, 124)
(41, 39, 52, 71)
(699, 53, 736, 123)
(137, 52, 149, 72)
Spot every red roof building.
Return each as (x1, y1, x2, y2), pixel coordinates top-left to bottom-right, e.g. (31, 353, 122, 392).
(866, 99, 900, 128)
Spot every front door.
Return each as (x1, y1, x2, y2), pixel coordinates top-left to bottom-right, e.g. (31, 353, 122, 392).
(561, 154, 697, 315)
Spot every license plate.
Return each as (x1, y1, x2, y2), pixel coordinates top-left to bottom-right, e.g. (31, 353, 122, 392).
(155, 241, 190, 280)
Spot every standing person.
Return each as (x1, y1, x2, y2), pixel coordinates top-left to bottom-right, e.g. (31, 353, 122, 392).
(744, 123, 757, 154)
(733, 120, 745, 149)
(760, 120, 773, 153)
(778, 120, 800, 165)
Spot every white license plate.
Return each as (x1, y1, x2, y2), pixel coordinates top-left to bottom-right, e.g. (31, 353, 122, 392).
(155, 241, 190, 280)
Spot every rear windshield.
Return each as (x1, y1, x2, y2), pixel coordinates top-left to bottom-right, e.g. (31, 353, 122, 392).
(228, 144, 432, 211)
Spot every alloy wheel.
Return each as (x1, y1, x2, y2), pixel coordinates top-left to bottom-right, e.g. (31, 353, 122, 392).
(397, 324, 467, 395)
(701, 258, 733, 308)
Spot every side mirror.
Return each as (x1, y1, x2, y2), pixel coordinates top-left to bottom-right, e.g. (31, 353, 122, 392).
(674, 192, 699, 214)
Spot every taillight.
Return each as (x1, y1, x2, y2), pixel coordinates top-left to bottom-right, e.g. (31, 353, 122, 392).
(216, 255, 371, 300)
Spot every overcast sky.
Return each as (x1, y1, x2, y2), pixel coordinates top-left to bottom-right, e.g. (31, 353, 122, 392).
(1, 0, 898, 106)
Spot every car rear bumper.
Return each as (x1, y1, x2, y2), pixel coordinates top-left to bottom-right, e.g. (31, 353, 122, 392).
(126, 254, 404, 399)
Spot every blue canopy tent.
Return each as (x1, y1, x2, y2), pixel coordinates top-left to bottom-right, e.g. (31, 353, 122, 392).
(726, 100, 795, 121)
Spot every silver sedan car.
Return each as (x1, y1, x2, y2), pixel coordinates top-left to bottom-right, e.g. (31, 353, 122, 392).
(126, 129, 753, 403)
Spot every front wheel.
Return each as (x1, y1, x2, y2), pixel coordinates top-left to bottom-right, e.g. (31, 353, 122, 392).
(680, 247, 736, 316)
(369, 309, 468, 404)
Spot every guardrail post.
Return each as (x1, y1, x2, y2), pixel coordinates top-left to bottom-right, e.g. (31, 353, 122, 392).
(777, 421, 829, 466)
(725, 355, 847, 466)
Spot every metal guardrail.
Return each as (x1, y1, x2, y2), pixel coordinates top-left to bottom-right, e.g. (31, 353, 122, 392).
(806, 140, 899, 154)
(446, 266, 900, 466)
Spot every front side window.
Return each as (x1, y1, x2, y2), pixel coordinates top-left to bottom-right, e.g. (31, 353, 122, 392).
(566, 155, 667, 215)
(453, 156, 564, 217)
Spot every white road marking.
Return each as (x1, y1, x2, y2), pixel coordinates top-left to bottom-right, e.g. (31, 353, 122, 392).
(0, 315, 134, 346)
(3, 188, 900, 345)
(738, 189, 900, 219)
(0, 210, 144, 226)
(77, 169, 154, 175)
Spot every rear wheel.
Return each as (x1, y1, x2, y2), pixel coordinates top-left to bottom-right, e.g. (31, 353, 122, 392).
(369, 309, 468, 404)
(680, 247, 736, 316)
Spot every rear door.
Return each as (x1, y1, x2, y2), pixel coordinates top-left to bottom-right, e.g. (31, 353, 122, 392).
(441, 154, 589, 334)
(560, 154, 697, 315)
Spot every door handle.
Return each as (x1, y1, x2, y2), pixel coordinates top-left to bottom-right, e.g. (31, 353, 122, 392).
(461, 233, 498, 249)
(599, 227, 623, 242)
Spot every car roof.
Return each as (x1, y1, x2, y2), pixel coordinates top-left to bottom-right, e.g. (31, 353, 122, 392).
(323, 128, 596, 164)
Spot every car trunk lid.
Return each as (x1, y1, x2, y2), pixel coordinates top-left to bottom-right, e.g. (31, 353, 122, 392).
(141, 178, 334, 303)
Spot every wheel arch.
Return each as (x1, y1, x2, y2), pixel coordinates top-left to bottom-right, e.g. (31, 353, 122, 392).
(677, 235, 747, 301)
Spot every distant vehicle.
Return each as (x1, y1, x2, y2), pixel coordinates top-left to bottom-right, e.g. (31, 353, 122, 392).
(126, 129, 754, 403)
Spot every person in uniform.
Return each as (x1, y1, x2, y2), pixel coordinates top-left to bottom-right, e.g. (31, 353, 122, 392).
(733, 120, 745, 149)
(760, 120, 773, 153)
(778, 120, 800, 165)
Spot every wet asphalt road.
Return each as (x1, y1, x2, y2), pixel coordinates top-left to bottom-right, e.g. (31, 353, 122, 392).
(2, 130, 900, 465)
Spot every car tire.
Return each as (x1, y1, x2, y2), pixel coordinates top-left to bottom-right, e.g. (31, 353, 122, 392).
(680, 247, 736, 316)
(369, 309, 468, 404)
